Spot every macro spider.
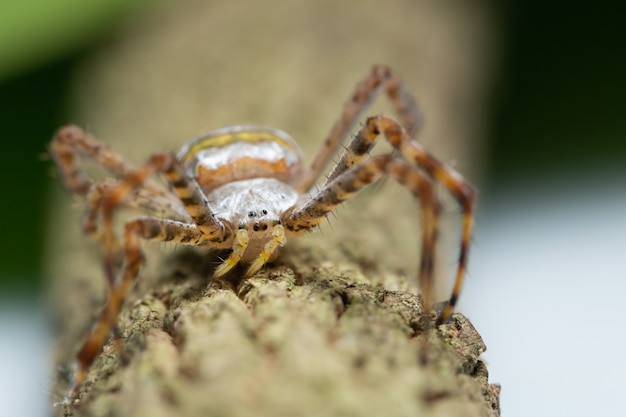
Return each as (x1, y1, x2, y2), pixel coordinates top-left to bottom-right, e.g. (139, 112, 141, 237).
(51, 65, 475, 401)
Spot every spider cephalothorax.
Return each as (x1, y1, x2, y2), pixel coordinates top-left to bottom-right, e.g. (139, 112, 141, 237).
(51, 65, 475, 402)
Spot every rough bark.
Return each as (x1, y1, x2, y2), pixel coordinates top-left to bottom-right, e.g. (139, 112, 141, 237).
(54, 247, 499, 417)
(46, 1, 500, 416)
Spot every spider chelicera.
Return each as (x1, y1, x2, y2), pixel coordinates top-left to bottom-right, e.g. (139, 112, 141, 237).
(51, 64, 475, 401)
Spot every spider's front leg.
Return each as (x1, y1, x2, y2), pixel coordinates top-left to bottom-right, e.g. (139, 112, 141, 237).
(94, 153, 227, 282)
(65, 152, 227, 401)
(51, 125, 190, 239)
(291, 115, 475, 324)
(67, 218, 209, 400)
(51, 125, 141, 196)
(296, 65, 423, 191)
(81, 178, 191, 239)
(330, 115, 476, 323)
(285, 155, 441, 313)
(364, 116, 476, 324)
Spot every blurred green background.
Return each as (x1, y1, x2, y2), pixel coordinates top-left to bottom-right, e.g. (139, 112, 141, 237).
(0, 0, 147, 291)
(0, 0, 624, 293)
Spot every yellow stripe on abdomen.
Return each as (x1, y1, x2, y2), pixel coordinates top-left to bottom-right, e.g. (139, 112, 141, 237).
(177, 126, 303, 193)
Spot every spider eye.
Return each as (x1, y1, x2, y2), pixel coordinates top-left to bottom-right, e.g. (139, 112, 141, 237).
(253, 224, 260, 232)
(248, 211, 256, 217)
(261, 209, 268, 215)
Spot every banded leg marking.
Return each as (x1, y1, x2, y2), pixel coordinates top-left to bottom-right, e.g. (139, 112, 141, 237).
(356, 116, 475, 323)
(297, 64, 423, 191)
(91, 153, 225, 293)
(287, 156, 440, 311)
(51, 125, 142, 195)
(67, 218, 206, 400)
(82, 178, 191, 237)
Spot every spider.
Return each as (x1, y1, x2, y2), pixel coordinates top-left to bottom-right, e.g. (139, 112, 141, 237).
(51, 64, 475, 402)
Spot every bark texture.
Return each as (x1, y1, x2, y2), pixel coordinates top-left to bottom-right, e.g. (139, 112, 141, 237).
(55, 249, 499, 417)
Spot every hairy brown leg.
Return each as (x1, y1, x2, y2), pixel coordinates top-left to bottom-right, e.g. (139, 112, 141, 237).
(375, 116, 475, 324)
(296, 64, 423, 191)
(82, 178, 190, 237)
(65, 152, 228, 401)
(51, 124, 188, 237)
(95, 153, 228, 283)
(51, 125, 143, 195)
(291, 115, 474, 323)
(354, 116, 474, 323)
(67, 218, 209, 400)
(286, 155, 440, 313)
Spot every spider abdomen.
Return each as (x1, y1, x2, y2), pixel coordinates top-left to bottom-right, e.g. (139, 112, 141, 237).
(178, 125, 303, 193)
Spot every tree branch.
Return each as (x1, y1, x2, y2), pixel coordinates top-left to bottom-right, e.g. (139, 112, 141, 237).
(54, 248, 499, 417)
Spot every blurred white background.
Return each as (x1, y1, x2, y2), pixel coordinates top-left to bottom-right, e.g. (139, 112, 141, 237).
(0, 301, 50, 416)
(463, 168, 626, 417)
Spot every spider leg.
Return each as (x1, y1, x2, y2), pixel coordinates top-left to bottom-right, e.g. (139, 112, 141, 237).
(95, 152, 228, 284)
(285, 155, 440, 313)
(67, 217, 209, 400)
(82, 178, 190, 237)
(67, 149, 228, 401)
(342, 115, 475, 324)
(51, 124, 189, 235)
(51, 125, 149, 195)
(296, 64, 423, 192)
